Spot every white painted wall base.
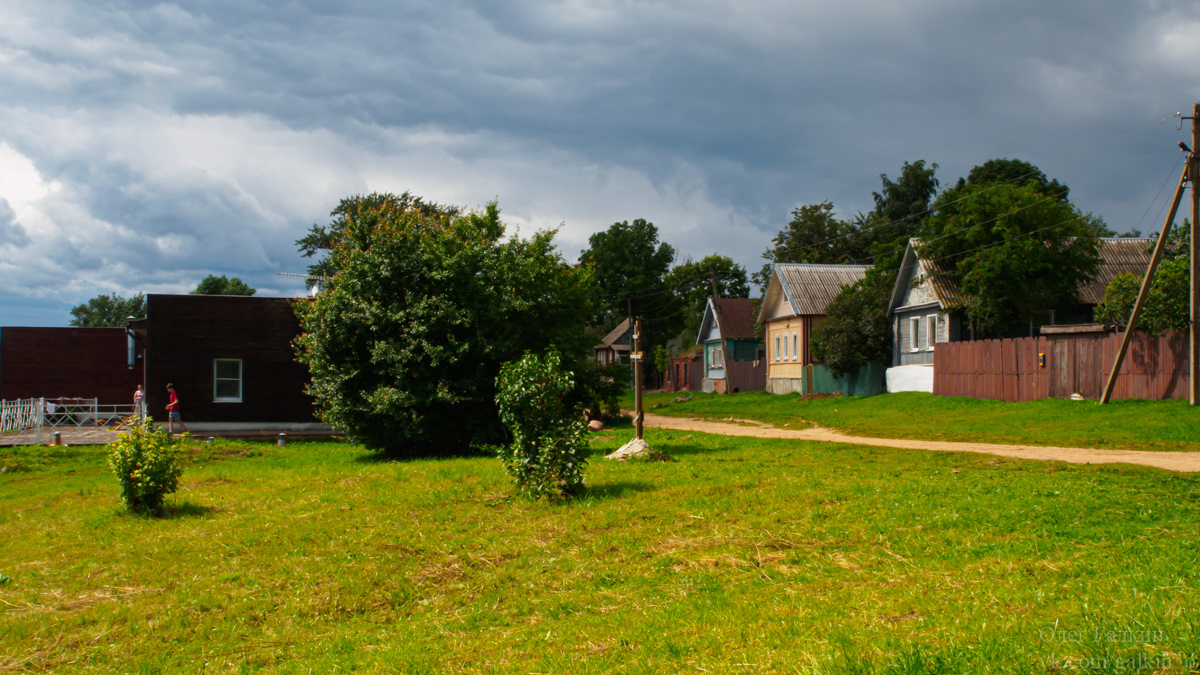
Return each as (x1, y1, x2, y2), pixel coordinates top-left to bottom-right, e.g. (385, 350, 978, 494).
(766, 377, 804, 395)
(185, 422, 337, 432)
(886, 364, 934, 393)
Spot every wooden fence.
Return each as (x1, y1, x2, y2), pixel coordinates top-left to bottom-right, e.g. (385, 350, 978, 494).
(933, 329, 1189, 401)
(726, 360, 766, 393)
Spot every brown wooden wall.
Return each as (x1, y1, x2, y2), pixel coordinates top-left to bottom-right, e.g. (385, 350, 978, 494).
(933, 330, 1188, 402)
(0, 327, 144, 404)
(144, 295, 315, 423)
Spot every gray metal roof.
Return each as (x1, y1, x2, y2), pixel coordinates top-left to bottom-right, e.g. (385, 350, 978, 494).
(1080, 238, 1153, 305)
(775, 263, 871, 316)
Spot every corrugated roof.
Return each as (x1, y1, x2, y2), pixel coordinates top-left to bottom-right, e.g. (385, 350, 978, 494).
(776, 264, 871, 315)
(711, 298, 758, 339)
(1080, 238, 1153, 305)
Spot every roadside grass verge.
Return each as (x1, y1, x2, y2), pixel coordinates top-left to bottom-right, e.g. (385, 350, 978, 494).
(634, 390, 1200, 452)
(2, 431, 1199, 673)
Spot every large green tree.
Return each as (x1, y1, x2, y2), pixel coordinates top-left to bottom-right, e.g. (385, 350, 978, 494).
(579, 218, 675, 326)
(665, 254, 750, 347)
(293, 193, 595, 455)
(69, 292, 146, 327)
(917, 180, 1101, 338)
(192, 275, 256, 296)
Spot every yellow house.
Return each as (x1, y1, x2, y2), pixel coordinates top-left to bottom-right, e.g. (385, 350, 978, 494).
(757, 263, 870, 394)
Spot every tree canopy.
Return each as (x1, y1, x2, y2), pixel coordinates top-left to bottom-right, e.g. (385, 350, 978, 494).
(69, 292, 146, 327)
(916, 180, 1101, 338)
(810, 272, 894, 377)
(192, 275, 256, 296)
(293, 192, 595, 455)
(578, 218, 675, 326)
(664, 254, 750, 345)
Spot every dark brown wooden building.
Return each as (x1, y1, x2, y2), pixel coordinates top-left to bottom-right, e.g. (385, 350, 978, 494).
(139, 294, 316, 425)
(0, 326, 143, 403)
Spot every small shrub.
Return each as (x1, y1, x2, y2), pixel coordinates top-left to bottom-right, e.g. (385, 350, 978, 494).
(108, 418, 183, 514)
(495, 348, 588, 500)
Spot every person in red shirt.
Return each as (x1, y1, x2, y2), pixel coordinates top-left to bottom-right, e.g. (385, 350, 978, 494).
(165, 383, 189, 435)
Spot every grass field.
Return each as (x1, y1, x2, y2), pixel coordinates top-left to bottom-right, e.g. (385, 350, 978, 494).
(633, 391, 1200, 452)
(2, 428, 1199, 673)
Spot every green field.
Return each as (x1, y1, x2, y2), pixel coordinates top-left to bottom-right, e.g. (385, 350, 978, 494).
(2, 429, 1198, 673)
(634, 391, 1200, 452)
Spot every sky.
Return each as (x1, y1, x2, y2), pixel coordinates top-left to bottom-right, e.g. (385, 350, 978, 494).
(2, 0, 1199, 327)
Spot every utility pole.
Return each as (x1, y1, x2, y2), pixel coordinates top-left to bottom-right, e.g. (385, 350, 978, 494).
(1191, 102, 1200, 404)
(632, 320, 644, 440)
(1101, 105, 1197, 403)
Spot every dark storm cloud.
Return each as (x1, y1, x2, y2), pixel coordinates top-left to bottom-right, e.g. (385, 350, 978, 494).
(1, 0, 1198, 325)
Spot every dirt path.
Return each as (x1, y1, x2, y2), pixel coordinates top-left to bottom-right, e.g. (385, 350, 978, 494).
(638, 412, 1200, 473)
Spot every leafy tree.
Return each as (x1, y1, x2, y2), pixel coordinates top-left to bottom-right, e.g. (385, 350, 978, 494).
(495, 348, 588, 501)
(1094, 219, 1191, 336)
(755, 161, 940, 290)
(293, 193, 595, 455)
(959, 158, 1069, 201)
(578, 218, 676, 382)
(192, 274, 256, 296)
(917, 181, 1101, 338)
(579, 218, 675, 326)
(69, 292, 146, 327)
(296, 191, 458, 279)
(810, 272, 894, 377)
(665, 254, 750, 347)
(872, 159, 940, 244)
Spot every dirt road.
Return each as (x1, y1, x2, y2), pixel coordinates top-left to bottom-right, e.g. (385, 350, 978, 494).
(639, 412, 1200, 473)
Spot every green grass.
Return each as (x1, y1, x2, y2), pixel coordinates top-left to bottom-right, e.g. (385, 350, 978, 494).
(634, 390, 1200, 452)
(2, 430, 1199, 673)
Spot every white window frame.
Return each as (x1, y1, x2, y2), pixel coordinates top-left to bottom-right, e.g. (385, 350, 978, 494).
(214, 358, 243, 403)
(910, 317, 921, 352)
(791, 332, 798, 362)
(926, 314, 938, 350)
(711, 344, 725, 369)
(775, 335, 781, 362)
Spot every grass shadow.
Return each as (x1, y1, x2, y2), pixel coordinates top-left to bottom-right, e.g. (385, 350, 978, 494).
(353, 445, 493, 464)
(581, 480, 656, 502)
(157, 501, 219, 519)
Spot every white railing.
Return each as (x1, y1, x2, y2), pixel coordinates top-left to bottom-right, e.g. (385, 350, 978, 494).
(1, 398, 145, 446)
(1, 397, 45, 444)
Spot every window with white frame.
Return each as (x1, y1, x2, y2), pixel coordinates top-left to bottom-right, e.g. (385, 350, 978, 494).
(926, 314, 938, 349)
(909, 317, 920, 351)
(775, 335, 781, 362)
(791, 332, 798, 361)
(214, 359, 243, 402)
(711, 344, 725, 369)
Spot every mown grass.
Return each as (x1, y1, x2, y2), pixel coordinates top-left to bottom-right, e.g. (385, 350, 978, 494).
(634, 391, 1200, 452)
(2, 429, 1199, 673)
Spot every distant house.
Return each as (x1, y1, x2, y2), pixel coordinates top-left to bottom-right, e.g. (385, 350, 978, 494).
(695, 297, 761, 394)
(886, 237, 1153, 392)
(593, 318, 631, 366)
(757, 263, 871, 395)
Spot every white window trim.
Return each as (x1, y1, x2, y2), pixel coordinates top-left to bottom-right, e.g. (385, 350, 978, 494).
(909, 317, 920, 352)
(711, 344, 725, 369)
(774, 335, 781, 362)
(214, 358, 243, 403)
(926, 314, 938, 350)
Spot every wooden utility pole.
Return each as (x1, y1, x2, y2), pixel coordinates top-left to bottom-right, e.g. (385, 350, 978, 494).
(632, 320, 644, 440)
(1191, 103, 1200, 404)
(1101, 105, 1197, 403)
